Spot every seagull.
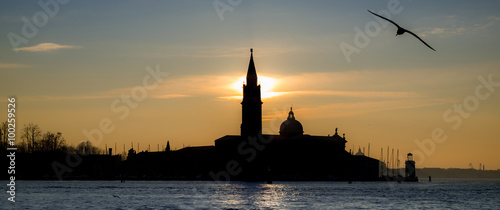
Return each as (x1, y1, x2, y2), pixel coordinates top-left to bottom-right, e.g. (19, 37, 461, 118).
(368, 10, 435, 51)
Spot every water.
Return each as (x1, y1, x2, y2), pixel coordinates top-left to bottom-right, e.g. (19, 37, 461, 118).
(3, 179, 500, 209)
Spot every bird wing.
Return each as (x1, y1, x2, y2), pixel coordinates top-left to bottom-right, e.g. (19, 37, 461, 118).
(404, 29, 436, 51)
(368, 10, 400, 28)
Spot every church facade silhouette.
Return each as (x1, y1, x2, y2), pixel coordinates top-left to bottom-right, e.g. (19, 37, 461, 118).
(212, 49, 380, 181)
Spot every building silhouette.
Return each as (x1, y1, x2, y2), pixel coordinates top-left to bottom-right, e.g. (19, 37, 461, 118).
(213, 49, 380, 181)
(4, 49, 384, 181)
(241, 49, 262, 139)
(405, 153, 418, 182)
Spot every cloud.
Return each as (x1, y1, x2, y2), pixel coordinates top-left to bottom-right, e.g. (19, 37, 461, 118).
(263, 98, 455, 120)
(18, 90, 190, 102)
(154, 94, 191, 99)
(0, 63, 30, 69)
(19, 95, 110, 101)
(134, 45, 304, 58)
(488, 16, 500, 21)
(17, 68, 467, 109)
(16, 43, 82, 52)
(419, 27, 466, 37)
(219, 90, 422, 101)
(149, 69, 468, 102)
(419, 16, 500, 38)
(274, 90, 421, 99)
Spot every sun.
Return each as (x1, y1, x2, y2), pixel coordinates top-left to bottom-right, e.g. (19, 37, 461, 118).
(231, 75, 282, 99)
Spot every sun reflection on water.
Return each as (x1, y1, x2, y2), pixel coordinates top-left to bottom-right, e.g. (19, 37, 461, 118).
(213, 182, 300, 208)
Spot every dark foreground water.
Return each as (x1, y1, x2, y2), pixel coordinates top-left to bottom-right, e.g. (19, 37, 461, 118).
(3, 179, 500, 209)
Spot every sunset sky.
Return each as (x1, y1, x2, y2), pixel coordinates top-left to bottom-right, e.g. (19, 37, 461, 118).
(1, 0, 500, 169)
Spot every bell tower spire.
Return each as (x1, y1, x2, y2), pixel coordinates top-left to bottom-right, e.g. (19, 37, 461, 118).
(241, 48, 262, 138)
(246, 48, 257, 86)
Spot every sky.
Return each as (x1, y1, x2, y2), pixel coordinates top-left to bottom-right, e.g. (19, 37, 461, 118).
(1, 0, 500, 169)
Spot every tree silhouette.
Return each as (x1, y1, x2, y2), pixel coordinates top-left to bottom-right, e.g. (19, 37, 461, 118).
(38, 132, 66, 152)
(0, 121, 7, 150)
(21, 123, 41, 153)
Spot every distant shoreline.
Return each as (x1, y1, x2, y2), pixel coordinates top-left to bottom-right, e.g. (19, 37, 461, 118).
(3, 169, 500, 181)
(417, 168, 500, 179)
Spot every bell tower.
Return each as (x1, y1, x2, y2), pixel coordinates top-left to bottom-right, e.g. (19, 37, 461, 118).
(241, 49, 262, 138)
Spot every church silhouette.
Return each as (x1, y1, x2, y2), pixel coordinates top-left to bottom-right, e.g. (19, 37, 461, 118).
(82, 49, 383, 181)
(211, 49, 380, 181)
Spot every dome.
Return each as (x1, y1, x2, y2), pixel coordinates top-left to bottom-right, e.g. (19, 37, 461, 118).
(355, 147, 364, 156)
(279, 107, 304, 137)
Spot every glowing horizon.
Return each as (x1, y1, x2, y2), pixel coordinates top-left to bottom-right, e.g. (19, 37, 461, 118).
(230, 75, 287, 99)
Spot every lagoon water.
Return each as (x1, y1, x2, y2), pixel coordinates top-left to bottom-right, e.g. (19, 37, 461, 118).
(4, 179, 500, 209)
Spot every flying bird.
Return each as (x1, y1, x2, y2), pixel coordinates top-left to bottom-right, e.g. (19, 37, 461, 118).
(368, 10, 435, 51)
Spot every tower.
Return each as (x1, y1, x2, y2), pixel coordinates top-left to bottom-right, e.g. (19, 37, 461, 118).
(405, 153, 417, 181)
(241, 49, 262, 138)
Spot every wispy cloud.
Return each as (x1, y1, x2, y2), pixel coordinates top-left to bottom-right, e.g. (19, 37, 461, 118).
(488, 16, 500, 21)
(219, 90, 421, 101)
(16, 69, 465, 107)
(419, 27, 466, 37)
(472, 16, 500, 31)
(263, 98, 455, 120)
(293, 90, 422, 98)
(136, 70, 467, 102)
(19, 95, 110, 101)
(18, 85, 195, 102)
(419, 16, 500, 37)
(16, 43, 82, 52)
(17, 91, 189, 102)
(0, 63, 30, 69)
(135, 45, 304, 58)
(155, 94, 191, 99)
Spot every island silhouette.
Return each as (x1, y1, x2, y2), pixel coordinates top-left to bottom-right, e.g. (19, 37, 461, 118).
(2, 49, 470, 182)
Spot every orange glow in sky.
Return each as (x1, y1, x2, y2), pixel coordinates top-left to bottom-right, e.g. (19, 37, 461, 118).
(231, 75, 285, 99)
(2, 1, 500, 170)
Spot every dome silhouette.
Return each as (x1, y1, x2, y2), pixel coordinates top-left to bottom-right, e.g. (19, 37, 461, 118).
(279, 107, 304, 137)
